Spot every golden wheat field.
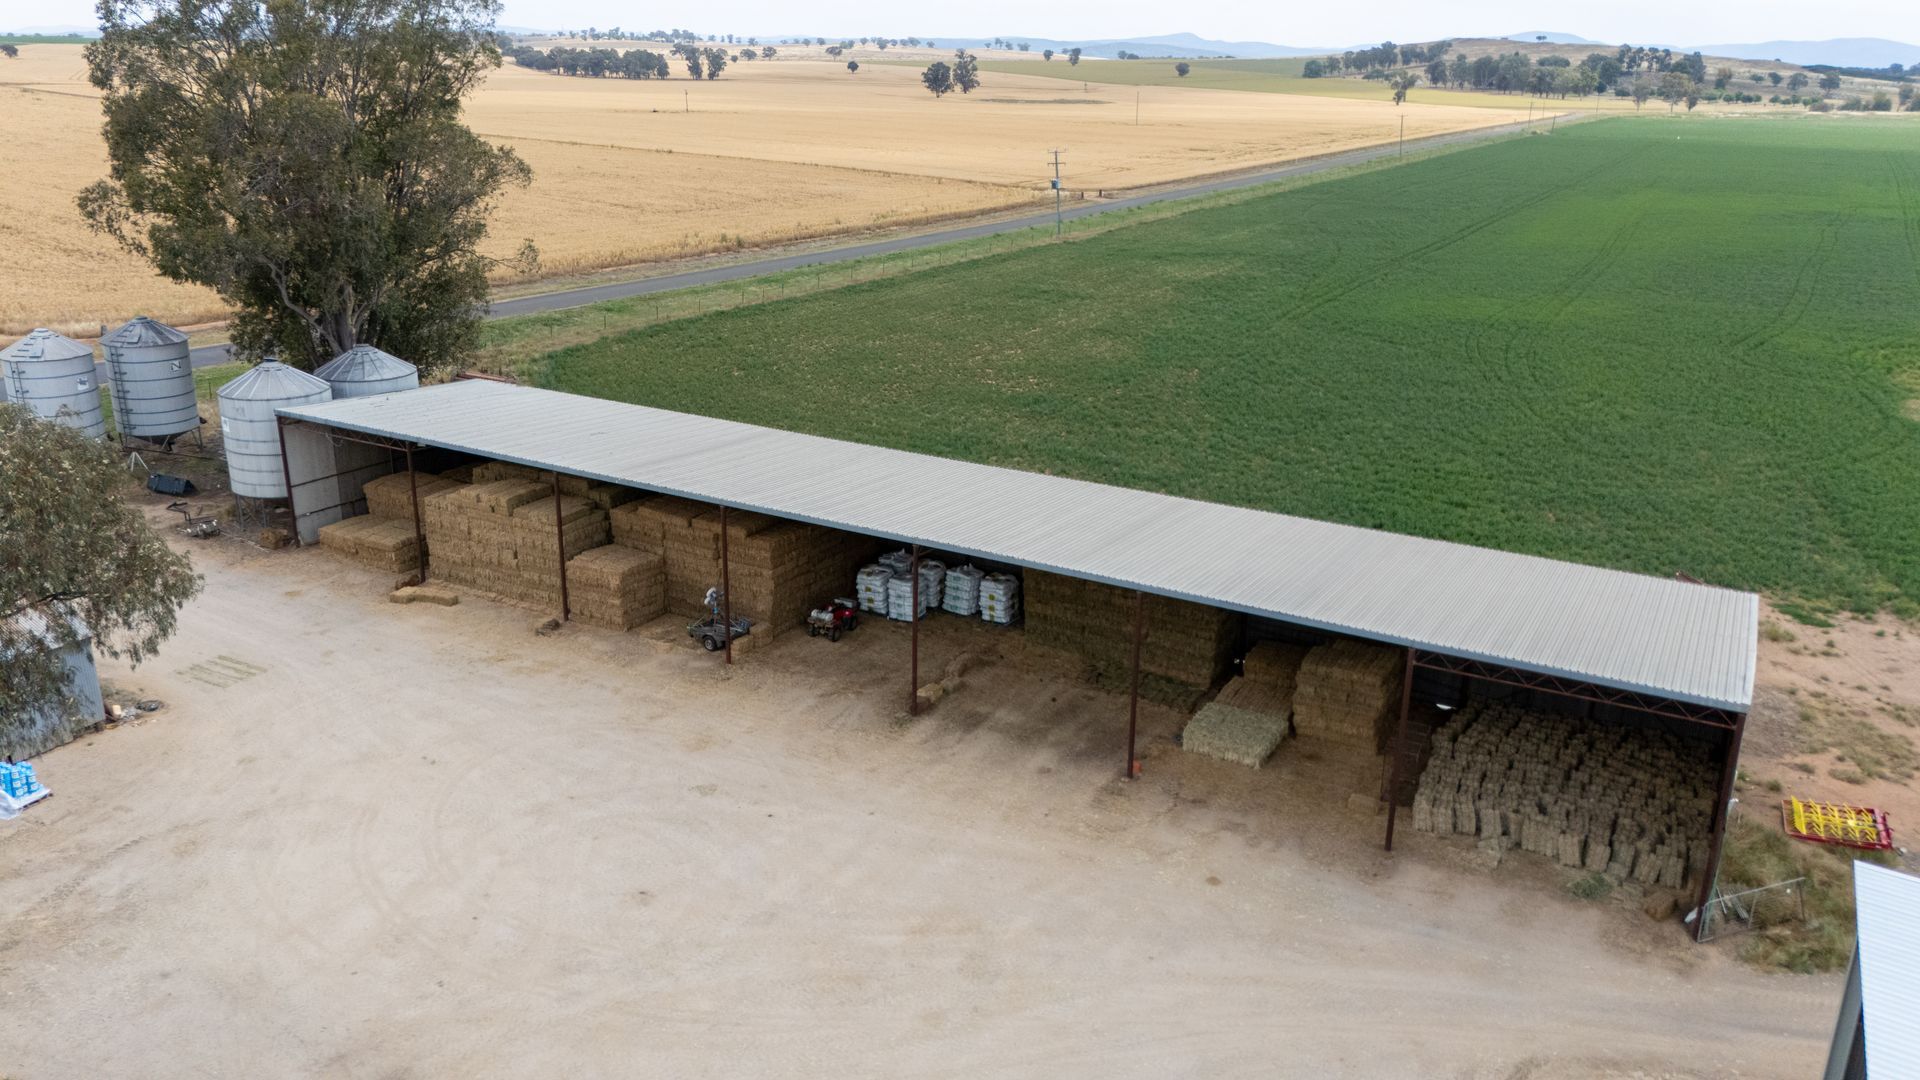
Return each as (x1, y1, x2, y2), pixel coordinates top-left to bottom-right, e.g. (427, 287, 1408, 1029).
(0, 45, 1532, 336)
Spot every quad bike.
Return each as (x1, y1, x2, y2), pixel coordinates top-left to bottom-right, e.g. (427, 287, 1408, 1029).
(806, 597, 860, 642)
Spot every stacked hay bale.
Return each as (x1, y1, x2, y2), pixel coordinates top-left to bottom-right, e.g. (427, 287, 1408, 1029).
(609, 496, 880, 639)
(1181, 642, 1308, 768)
(362, 471, 464, 521)
(471, 461, 641, 512)
(566, 546, 666, 630)
(1024, 570, 1240, 708)
(1410, 700, 1718, 889)
(607, 496, 723, 616)
(1291, 640, 1403, 752)
(727, 520, 880, 639)
(421, 480, 610, 608)
(318, 469, 468, 574)
(316, 516, 423, 574)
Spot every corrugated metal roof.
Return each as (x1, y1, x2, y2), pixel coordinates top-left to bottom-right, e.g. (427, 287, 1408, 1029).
(280, 381, 1758, 710)
(102, 316, 187, 348)
(2, 328, 93, 365)
(1854, 862, 1920, 1079)
(219, 361, 331, 402)
(314, 345, 417, 385)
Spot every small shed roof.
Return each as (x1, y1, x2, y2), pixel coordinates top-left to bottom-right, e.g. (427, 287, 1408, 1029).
(280, 381, 1758, 710)
(1854, 862, 1920, 1078)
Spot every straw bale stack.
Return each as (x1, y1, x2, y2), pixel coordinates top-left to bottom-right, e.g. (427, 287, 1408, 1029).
(566, 545, 667, 630)
(1214, 675, 1293, 717)
(1243, 642, 1309, 691)
(362, 471, 465, 522)
(609, 495, 880, 636)
(1024, 570, 1239, 707)
(421, 480, 611, 609)
(472, 461, 550, 485)
(317, 516, 423, 573)
(1291, 640, 1403, 752)
(1411, 700, 1718, 888)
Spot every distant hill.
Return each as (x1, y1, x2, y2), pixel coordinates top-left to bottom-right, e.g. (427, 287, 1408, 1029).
(1495, 31, 1607, 45)
(1682, 38, 1920, 67)
(963, 33, 1327, 59)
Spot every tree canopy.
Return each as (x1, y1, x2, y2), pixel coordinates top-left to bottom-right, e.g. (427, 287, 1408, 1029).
(921, 60, 953, 97)
(80, 0, 533, 375)
(2, 406, 200, 753)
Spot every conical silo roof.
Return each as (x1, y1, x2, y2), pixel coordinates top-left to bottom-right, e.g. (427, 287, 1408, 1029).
(102, 316, 189, 348)
(217, 360, 332, 402)
(2, 328, 94, 365)
(314, 344, 417, 384)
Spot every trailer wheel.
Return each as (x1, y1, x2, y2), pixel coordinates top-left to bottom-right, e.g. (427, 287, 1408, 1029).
(701, 635, 722, 652)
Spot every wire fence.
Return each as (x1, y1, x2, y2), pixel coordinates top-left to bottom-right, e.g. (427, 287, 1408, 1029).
(1696, 877, 1807, 942)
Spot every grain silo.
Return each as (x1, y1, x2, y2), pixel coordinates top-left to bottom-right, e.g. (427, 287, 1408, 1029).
(102, 316, 199, 441)
(313, 344, 419, 398)
(0, 329, 105, 438)
(216, 360, 332, 499)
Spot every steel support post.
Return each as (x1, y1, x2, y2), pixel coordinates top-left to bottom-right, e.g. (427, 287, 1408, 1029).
(1692, 714, 1748, 941)
(1126, 590, 1144, 779)
(1383, 647, 1416, 851)
(908, 544, 922, 715)
(721, 504, 733, 665)
(552, 473, 570, 622)
(405, 446, 427, 584)
(275, 415, 301, 547)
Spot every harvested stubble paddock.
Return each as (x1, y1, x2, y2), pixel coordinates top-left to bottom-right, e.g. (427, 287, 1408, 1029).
(0, 44, 1521, 334)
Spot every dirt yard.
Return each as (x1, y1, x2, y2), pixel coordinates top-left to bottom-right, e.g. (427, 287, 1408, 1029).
(0, 512, 1840, 1079)
(0, 45, 1531, 337)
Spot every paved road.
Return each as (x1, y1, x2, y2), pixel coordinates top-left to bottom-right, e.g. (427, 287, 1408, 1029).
(175, 113, 1562, 373)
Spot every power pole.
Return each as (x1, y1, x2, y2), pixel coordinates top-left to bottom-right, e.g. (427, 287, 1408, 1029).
(1048, 149, 1064, 237)
(1135, 90, 1140, 125)
(1398, 115, 1405, 158)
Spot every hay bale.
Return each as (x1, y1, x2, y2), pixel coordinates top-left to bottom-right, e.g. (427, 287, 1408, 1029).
(566, 544, 667, 631)
(363, 471, 466, 521)
(318, 515, 423, 573)
(1291, 640, 1403, 752)
(1183, 702, 1290, 768)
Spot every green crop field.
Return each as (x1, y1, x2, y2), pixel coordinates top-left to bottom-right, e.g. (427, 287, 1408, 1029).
(540, 117, 1920, 612)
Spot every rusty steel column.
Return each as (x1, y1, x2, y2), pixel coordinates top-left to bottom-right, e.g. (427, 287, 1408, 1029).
(1383, 647, 1417, 851)
(721, 504, 733, 666)
(552, 473, 570, 621)
(275, 415, 301, 547)
(908, 544, 921, 716)
(1692, 713, 1748, 941)
(405, 446, 427, 584)
(1126, 589, 1144, 779)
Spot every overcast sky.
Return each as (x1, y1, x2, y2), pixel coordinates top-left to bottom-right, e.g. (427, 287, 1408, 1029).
(14, 0, 1917, 45)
